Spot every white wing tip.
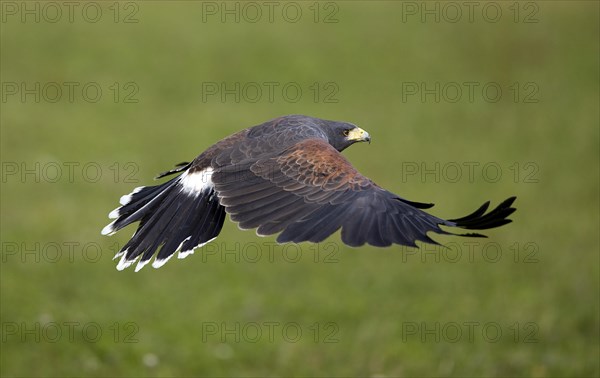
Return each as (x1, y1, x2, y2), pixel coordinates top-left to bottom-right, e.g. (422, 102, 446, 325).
(116, 236, 219, 270)
(119, 186, 145, 205)
(101, 223, 115, 236)
(113, 249, 127, 260)
(116, 254, 138, 271)
(108, 208, 121, 219)
(134, 258, 150, 272)
(152, 256, 172, 269)
(119, 194, 132, 206)
(176, 237, 217, 260)
(178, 249, 195, 259)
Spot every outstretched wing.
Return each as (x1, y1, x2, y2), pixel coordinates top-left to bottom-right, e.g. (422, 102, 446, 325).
(211, 139, 516, 247)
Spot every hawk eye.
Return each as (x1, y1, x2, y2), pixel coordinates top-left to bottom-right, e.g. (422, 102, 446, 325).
(343, 129, 350, 136)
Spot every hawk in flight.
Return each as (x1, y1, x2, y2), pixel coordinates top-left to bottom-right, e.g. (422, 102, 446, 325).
(102, 115, 516, 271)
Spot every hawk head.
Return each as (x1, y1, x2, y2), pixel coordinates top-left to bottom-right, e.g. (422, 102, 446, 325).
(318, 119, 371, 152)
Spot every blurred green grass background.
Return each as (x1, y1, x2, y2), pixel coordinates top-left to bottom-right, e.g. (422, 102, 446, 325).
(1, 1, 598, 377)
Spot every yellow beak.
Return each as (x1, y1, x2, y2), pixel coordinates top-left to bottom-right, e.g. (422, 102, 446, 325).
(347, 127, 371, 143)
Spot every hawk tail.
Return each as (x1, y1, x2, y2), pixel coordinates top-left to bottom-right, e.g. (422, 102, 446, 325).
(101, 166, 225, 271)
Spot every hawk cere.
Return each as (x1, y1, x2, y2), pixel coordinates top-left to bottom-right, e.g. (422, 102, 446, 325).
(102, 115, 516, 271)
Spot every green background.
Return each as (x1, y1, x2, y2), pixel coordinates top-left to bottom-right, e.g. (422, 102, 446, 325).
(1, 1, 598, 376)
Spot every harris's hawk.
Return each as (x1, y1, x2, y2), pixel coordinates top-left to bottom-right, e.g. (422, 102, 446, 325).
(102, 115, 516, 271)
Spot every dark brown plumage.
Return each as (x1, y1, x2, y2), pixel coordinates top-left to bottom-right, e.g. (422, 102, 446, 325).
(102, 115, 516, 271)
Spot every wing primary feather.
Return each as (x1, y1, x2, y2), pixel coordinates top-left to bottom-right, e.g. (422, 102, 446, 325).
(448, 197, 516, 230)
(396, 198, 435, 209)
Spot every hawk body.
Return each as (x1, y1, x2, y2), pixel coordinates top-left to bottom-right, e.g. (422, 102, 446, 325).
(102, 115, 516, 271)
